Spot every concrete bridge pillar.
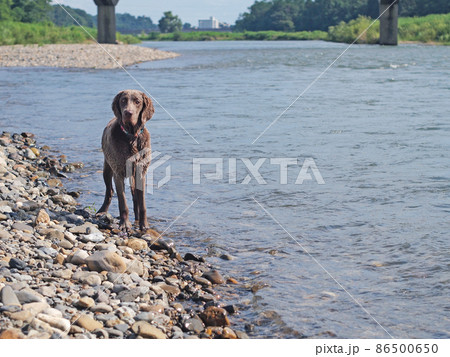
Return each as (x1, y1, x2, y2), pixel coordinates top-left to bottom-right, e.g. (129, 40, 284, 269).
(94, 0, 119, 44)
(379, 0, 399, 45)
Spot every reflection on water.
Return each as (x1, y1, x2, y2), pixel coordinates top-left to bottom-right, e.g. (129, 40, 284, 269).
(1, 41, 449, 338)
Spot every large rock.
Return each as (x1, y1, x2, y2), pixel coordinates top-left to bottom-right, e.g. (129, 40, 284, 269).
(85, 251, 126, 273)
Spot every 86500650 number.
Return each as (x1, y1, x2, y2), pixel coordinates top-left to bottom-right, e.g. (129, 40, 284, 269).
(375, 344, 438, 354)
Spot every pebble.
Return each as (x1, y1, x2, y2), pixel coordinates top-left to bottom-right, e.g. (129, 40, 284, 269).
(203, 270, 225, 285)
(37, 313, 71, 332)
(75, 296, 95, 309)
(72, 271, 102, 286)
(126, 238, 148, 251)
(199, 306, 230, 327)
(131, 321, 166, 339)
(0, 285, 21, 306)
(34, 209, 50, 226)
(9, 258, 27, 270)
(75, 315, 103, 332)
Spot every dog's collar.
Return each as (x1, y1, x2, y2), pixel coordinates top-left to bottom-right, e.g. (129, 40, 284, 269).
(120, 124, 144, 138)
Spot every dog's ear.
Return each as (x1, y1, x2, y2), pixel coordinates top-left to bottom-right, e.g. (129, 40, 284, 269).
(140, 93, 154, 122)
(112, 91, 124, 121)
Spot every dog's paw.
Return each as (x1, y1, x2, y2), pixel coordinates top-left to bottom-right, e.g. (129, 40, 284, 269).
(119, 219, 132, 233)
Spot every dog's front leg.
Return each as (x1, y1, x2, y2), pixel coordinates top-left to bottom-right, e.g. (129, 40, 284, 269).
(136, 169, 148, 231)
(114, 175, 132, 232)
(130, 175, 140, 225)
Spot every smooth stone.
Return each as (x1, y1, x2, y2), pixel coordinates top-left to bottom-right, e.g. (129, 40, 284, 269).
(22, 302, 49, 316)
(199, 306, 230, 327)
(131, 321, 166, 339)
(81, 232, 105, 243)
(76, 296, 95, 309)
(69, 250, 89, 265)
(52, 194, 77, 206)
(37, 313, 71, 332)
(184, 253, 205, 263)
(203, 270, 225, 285)
(72, 271, 102, 286)
(156, 283, 180, 296)
(69, 223, 101, 235)
(15, 288, 45, 304)
(0, 285, 21, 306)
(75, 315, 103, 332)
(52, 269, 73, 279)
(183, 317, 205, 334)
(9, 258, 27, 270)
(59, 239, 73, 249)
(46, 229, 64, 240)
(90, 302, 113, 313)
(126, 238, 148, 251)
(0, 229, 12, 240)
(85, 251, 126, 273)
(38, 285, 56, 297)
(12, 222, 33, 232)
(9, 310, 34, 323)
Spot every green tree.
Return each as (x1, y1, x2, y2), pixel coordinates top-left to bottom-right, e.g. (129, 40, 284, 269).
(11, 0, 51, 23)
(0, 0, 13, 21)
(158, 11, 182, 33)
(50, 4, 94, 27)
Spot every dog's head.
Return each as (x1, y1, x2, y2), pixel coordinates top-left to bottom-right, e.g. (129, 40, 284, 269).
(112, 90, 154, 132)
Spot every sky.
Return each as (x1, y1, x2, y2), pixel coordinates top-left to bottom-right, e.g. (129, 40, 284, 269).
(55, 0, 256, 25)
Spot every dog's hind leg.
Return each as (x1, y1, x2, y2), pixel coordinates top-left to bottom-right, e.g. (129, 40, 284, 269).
(97, 161, 114, 214)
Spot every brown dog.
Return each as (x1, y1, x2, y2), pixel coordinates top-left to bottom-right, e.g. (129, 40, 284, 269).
(97, 90, 154, 232)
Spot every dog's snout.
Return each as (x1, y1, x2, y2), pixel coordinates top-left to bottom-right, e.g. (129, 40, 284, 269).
(123, 109, 133, 117)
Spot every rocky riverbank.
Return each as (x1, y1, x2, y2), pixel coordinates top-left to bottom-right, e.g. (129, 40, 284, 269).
(0, 131, 247, 339)
(0, 44, 179, 69)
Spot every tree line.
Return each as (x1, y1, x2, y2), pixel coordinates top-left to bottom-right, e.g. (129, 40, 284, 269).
(235, 0, 450, 32)
(0, 0, 157, 33)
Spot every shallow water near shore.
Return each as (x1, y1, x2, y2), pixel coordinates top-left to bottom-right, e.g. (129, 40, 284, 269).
(1, 40, 449, 338)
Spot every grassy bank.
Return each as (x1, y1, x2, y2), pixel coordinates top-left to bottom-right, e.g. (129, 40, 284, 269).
(143, 13, 449, 45)
(328, 13, 450, 44)
(141, 30, 328, 42)
(1, 13, 449, 46)
(0, 21, 140, 46)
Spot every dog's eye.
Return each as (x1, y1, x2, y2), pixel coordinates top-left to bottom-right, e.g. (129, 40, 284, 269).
(135, 100, 140, 105)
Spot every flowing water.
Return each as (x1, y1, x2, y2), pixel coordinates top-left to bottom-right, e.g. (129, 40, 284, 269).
(1, 41, 449, 338)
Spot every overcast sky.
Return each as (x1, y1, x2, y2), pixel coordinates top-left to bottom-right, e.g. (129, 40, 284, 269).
(55, 0, 255, 25)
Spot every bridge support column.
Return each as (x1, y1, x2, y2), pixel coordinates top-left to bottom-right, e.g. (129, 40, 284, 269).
(94, 0, 119, 44)
(379, 0, 399, 45)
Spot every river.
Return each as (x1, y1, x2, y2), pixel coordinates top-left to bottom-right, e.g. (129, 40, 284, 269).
(1, 40, 449, 338)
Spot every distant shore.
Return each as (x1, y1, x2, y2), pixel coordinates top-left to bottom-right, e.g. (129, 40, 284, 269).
(0, 44, 179, 69)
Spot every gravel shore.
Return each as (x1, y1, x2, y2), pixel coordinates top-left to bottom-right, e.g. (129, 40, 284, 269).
(0, 131, 247, 339)
(0, 44, 179, 69)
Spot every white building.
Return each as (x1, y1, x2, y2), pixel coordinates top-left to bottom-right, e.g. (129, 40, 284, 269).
(198, 16, 220, 30)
